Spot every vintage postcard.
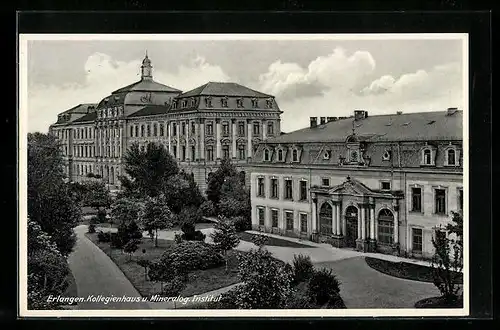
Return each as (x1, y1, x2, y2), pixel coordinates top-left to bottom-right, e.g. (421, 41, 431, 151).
(18, 33, 468, 317)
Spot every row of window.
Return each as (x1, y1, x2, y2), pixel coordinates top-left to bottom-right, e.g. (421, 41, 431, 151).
(169, 144, 249, 161)
(130, 120, 275, 138)
(172, 97, 274, 109)
(410, 186, 463, 215)
(256, 207, 309, 233)
(263, 147, 301, 162)
(97, 106, 123, 119)
(421, 147, 460, 166)
(54, 127, 95, 140)
(257, 177, 308, 201)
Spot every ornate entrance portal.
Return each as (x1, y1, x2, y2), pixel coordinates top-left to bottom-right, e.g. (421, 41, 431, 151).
(344, 205, 358, 248)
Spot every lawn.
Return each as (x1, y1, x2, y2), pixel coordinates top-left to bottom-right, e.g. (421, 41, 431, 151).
(85, 232, 243, 297)
(237, 232, 315, 248)
(365, 257, 463, 284)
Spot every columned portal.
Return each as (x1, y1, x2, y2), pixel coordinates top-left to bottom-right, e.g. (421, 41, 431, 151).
(344, 205, 358, 248)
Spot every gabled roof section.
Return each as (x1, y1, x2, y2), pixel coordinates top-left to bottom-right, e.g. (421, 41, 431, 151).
(112, 79, 181, 94)
(72, 111, 97, 123)
(127, 105, 170, 118)
(266, 110, 463, 143)
(60, 103, 96, 115)
(177, 82, 272, 98)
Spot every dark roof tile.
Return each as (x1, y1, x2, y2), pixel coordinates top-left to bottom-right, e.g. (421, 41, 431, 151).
(177, 82, 272, 98)
(127, 105, 170, 118)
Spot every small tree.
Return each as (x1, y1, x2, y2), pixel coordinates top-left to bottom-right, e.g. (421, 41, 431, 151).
(136, 258, 151, 280)
(138, 194, 173, 247)
(235, 247, 294, 308)
(431, 211, 463, 303)
(123, 239, 140, 261)
(210, 217, 240, 271)
(291, 254, 314, 285)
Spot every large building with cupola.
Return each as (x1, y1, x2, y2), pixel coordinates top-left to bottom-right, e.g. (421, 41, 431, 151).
(248, 109, 464, 259)
(49, 54, 282, 192)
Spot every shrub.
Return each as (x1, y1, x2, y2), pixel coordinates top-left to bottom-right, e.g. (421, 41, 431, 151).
(110, 232, 125, 249)
(174, 233, 183, 244)
(307, 268, 342, 306)
(87, 223, 96, 233)
(286, 282, 316, 309)
(123, 239, 140, 260)
(89, 216, 99, 225)
(232, 216, 251, 232)
(199, 200, 216, 217)
(292, 254, 314, 285)
(97, 208, 107, 223)
(158, 241, 224, 272)
(126, 220, 143, 240)
(181, 221, 206, 241)
(97, 231, 111, 243)
(175, 206, 203, 227)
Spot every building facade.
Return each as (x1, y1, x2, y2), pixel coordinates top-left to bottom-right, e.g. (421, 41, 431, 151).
(248, 109, 463, 259)
(49, 54, 282, 192)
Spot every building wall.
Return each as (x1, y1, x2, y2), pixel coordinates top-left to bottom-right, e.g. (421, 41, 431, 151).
(248, 165, 462, 258)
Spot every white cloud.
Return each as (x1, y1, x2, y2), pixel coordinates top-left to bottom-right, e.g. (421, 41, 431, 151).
(27, 53, 231, 133)
(258, 47, 376, 100)
(277, 62, 463, 132)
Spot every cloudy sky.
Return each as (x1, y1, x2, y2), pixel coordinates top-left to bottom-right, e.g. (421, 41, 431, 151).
(23, 36, 465, 133)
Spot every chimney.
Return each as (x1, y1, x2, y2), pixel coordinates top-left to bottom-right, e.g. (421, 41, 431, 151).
(310, 117, 318, 128)
(319, 117, 326, 125)
(327, 117, 337, 122)
(446, 107, 458, 116)
(354, 110, 368, 120)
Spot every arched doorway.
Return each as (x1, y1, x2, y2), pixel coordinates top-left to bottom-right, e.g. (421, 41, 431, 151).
(319, 202, 332, 235)
(377, 209, 394, 245)
(344, 205, 359, 248)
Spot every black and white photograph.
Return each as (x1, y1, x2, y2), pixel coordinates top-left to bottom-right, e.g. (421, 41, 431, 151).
(18, 33, 468, 317)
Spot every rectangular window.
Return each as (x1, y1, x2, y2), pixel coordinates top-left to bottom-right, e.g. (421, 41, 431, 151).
(206, 122, 214, 135)
(267, 122, 274, 135)
(222, 145, 230, 159)
(458, 188, 463, 211)
(181, 123, 186, 136)
(411, 187, 422, 212)
(172, 123, 177, 136)
(300, 213, 308, 232)
(257, 177, 265, 197)
(238, 122, 245, 136)
(435, 189, 446, 214)
(182, 146, 186, 161)
(299, 180, 308, 201)
(270, 178, 279, 199)
(381, 181, 391, 190)
(258, 207, 265, 226)
(173, 145, 177, 158)
(191, 122, 196, 135)
(253, 122, 260, 135)
(191, 146, 196, 160)
(322, 178, 330, 187)
(238, 146, 245, 160)
(207, 146, 214, 161)
(284, 179, 293, 200)
(412, 228, 423, 252)
(222, 123, 229, 137)
(271, 209, 279, 228)
(285, 211, 294, 230)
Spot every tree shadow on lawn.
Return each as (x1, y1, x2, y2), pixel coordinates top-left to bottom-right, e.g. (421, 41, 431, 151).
(85, 233, 243, 298)
(365, 257, 463, 284)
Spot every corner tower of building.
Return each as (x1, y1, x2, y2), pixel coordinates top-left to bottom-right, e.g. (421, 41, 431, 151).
(141, 51, 153, 81)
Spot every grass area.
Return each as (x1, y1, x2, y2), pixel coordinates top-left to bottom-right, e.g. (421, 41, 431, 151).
(415, 295, 463, 308)
(365, 257, 463, 284)
(85, 232, 243, 298)
(237, 232, 315, 248)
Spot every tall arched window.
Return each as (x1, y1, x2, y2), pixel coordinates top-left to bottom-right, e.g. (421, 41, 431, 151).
(141, 125, 145, 137)
(319, 202, 333, 235)
(423, 149, 432, 165)
(277, 149, 283, 161)
(378, 209, 394, 245)
(135, 126, 138, 137)
(130, 126, 134, 137)
(153, 123, 158, 136)
(147, 124, 151, 137)
(159, 123, 164, 136)
(447, 149, 456, 165)
(292, 149, 298, 162)
(264, 149, 270, 161)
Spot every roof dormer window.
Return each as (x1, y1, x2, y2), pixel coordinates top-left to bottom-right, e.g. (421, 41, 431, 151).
(421, 146, 436, 166)
(382, 150, 392, 161)
(190, 98, 196, 107)
(172, 100, 178, 109)
(323, 150, 332, 160)
(236, 98, 244, 108)
(263, 148, 271, 162)
(445, 145, 459, 166)
(182, 100, 188, 108)
(221, 97, 228, 108)
(290, 146, 302, 163)
(205, 96, 212, 107)
(251, 98, 258, 108)
(266, 98, 273, 109)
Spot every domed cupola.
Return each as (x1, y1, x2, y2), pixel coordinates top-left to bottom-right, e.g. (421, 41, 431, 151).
(141, 51, 153, 81)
